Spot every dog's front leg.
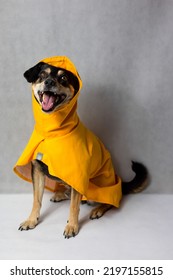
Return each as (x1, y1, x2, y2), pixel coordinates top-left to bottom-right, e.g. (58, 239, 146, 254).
(63, 188, 82, 238)
(18, 160, 45, 230)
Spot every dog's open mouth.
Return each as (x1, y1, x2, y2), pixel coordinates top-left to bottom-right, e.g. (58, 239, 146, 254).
(38, 91, 66, 112)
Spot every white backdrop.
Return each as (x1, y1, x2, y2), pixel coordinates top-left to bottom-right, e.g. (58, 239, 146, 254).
(0, 0, 173, 194)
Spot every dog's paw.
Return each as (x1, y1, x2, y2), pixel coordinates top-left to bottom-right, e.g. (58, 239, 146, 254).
(63, 223, 79, 239)
(90, 204, 112, 220)
(18, 219, 38, 231)
(90, 208, 104, 219)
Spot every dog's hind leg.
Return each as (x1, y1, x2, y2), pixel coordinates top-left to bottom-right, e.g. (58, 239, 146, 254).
(18, 160, 45, 230)
(90, 203, 112, 220)
(63, 188, 82, 238)
(50, 184, 71, 202)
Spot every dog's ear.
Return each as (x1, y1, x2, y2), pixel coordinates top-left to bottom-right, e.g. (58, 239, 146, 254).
(67, 71, 80, 93)
(72, 75, 80, 93)
(23, 62, 45, 83)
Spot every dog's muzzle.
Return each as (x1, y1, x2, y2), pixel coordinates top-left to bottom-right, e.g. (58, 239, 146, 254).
(38, 91, 66, 112)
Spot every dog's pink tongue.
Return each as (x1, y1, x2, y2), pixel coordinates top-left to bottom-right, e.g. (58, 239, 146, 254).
(42, 93, 56, 111)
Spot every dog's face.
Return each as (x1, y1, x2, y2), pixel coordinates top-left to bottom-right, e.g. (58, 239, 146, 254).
(24, 62, 79, 113)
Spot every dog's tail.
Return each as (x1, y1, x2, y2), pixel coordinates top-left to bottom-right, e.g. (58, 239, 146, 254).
(122, 161, 148, 195)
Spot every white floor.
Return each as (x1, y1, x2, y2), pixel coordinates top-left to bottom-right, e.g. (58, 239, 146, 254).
(0, 192, 172, 260)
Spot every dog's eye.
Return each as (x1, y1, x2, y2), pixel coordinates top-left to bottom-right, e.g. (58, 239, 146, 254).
(59, 75, 69, 86)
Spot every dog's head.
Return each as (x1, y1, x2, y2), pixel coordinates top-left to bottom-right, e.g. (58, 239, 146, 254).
(24, 62, 79, 113)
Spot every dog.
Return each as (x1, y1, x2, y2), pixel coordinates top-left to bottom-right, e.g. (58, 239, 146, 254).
(14, 56, 148, 238)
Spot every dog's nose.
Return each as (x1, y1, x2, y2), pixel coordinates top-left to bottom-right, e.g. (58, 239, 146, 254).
(44, 79, 56, 87)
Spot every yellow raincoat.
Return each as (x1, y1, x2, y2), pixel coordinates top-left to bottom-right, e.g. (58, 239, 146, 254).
(14, 56, 122, 207)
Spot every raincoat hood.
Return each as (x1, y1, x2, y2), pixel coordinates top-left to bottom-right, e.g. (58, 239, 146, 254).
(33, 56, 82, 137)
(14, 56, 122, 207)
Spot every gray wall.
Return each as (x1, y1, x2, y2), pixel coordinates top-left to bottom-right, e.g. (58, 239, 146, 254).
(0, 0, 173, 193)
